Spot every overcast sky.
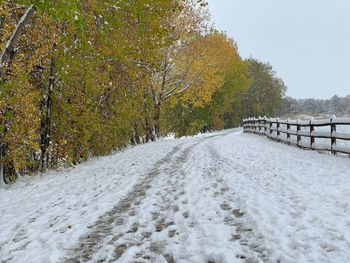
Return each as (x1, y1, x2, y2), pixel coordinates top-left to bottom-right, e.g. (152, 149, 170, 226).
(207, 0, 350, 99)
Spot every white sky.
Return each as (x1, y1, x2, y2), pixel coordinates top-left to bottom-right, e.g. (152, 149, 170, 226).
(207, 0, 350, 99)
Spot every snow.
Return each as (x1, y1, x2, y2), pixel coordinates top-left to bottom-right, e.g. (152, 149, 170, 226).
(0, 139, 180, 262)
(1, 129, 350, 262)
(215, 132, 350, 262)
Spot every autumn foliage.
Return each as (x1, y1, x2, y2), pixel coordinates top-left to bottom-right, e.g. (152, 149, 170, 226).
(0, 0, 285, 183)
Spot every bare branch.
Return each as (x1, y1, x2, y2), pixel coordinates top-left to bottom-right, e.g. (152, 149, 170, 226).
(162, 66, 207, 100)
(0, 5, 36, 78)
(161, 56, 198, 99)
(163, 80, 182, 89)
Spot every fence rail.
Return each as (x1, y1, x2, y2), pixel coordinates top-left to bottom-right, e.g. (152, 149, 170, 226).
(242, 117, 350, 156)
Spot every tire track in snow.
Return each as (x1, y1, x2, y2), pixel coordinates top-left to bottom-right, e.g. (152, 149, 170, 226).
(63, 143, 185, 262)
(106, 137, 211, 262)
(63, 136, 214, 262)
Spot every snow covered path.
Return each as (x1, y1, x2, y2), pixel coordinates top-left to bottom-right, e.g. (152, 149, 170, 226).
(1, 129, 350, 262)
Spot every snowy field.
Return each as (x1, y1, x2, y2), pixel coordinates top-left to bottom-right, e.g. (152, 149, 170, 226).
(0, 129, 350, 263)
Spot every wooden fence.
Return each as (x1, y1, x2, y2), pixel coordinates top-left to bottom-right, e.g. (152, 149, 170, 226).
(242, 117, 350, 156)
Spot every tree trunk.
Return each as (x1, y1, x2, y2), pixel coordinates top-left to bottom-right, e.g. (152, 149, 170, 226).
(0, 143, 5, 187)
(0, 15, 5, 32)
(143, 91, 155, 142)
(0, 107, 13, 184)
(132, 123, 141, 145)
(0, 5, 36, 79)
(153, 101, 161, 139)
(145, 115, 154, 142)
(40, 55, 55, 170)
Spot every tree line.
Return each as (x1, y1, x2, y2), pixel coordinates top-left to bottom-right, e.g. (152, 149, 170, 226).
(0, 0, 286, 184)
(280, 95, 350, 118)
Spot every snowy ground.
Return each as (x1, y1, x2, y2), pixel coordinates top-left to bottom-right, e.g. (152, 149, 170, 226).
(1, 129, 350, 263)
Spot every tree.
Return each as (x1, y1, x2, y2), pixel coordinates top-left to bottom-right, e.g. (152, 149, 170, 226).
(162, 32, 250, 135)
(244, 58, 286, 117)
(0, 0, 288, 185)
(0, 2, 58, 182)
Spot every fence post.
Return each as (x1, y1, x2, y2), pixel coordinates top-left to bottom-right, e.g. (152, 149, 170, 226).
(297, 123, 301, 147)
(310, 120, 315, 148)
(276, 119, 280, 141)
(331, 118, 336, 154)
(269, 119, 273, 137)
(287, 119, 290, 144)
(258, 117, 261, 134)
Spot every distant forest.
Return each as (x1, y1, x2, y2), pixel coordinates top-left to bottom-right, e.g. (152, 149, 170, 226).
(280, 95, 350, 118)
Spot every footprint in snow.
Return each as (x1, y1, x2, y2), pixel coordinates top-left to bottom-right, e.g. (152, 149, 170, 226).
(168, 229, 177, 238)
(182, 211, 190, 219)
(220, 202, 232, 211)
